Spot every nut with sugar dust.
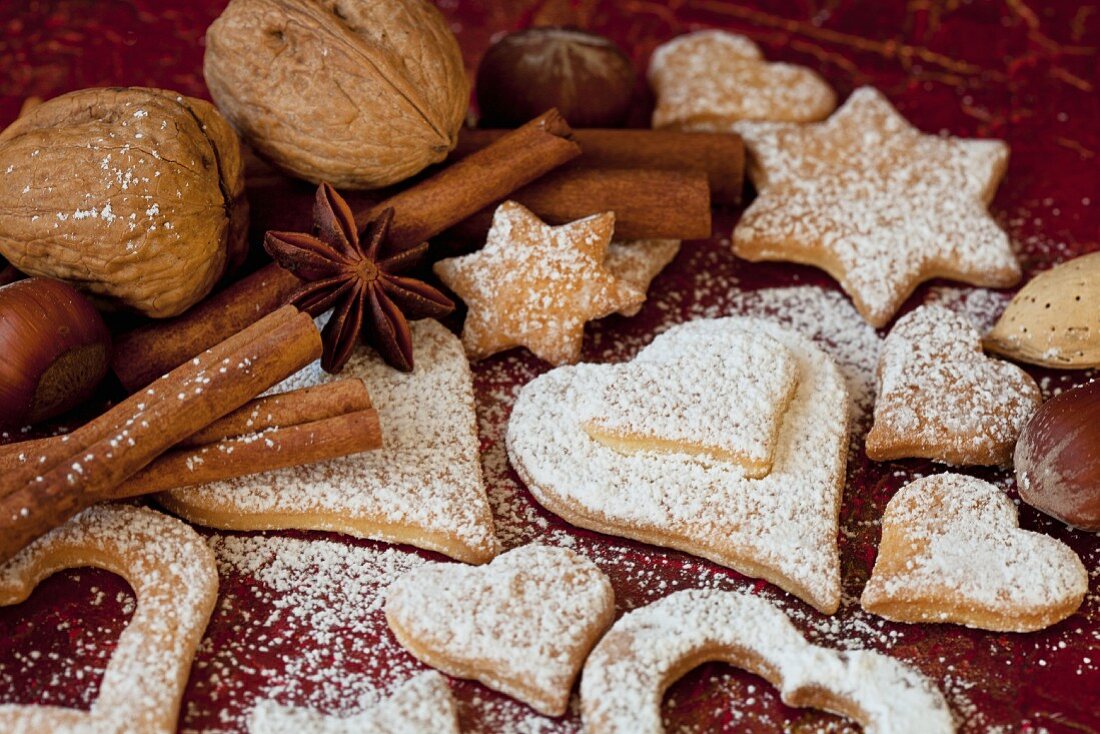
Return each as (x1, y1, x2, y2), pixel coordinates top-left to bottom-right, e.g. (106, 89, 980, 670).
(0, 87, 247, 318)
(204, 0, 468, 189)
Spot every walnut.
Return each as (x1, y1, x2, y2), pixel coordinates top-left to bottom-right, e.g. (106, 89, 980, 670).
(0, 87, 247, 318)
(203, 0, 468, 190)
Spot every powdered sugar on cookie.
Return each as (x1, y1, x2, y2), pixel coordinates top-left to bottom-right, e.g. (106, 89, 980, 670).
(507, 317, 850, 613)
(861, 474, 1087, 632)
(582, 588, 953, 734)
(0, 505, 217, 734)
(648, 30, 836, 130)
(734, 87, 1020, 327)
(385, 544, 614, 717)
(583, 331, 798, 476)
(248, 672, 458, 734)
(604, 238, 680, 317)
(866, 304, 1041, 466)
(158, 320, 499, 564)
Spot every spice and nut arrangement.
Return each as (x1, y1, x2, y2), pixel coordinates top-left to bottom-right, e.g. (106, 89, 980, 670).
(0, 1, 1096, 732)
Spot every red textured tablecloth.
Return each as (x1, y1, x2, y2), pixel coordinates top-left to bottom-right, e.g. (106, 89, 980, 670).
(1, 2, 1098, 732)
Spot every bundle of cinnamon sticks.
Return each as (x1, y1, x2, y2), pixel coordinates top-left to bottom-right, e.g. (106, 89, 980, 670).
(0, 307, 382, 565)
(112, 111, 743, 391)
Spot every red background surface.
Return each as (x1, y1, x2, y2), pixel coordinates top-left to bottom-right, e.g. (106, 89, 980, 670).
(1, 1, 1098, 732)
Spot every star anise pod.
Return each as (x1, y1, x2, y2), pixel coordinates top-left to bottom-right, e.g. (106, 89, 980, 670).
(264, 183, 454, 373)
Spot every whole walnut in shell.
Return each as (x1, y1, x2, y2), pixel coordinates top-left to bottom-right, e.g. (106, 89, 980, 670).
(204, 0, 469, 189)
(0, 87, 247, 318)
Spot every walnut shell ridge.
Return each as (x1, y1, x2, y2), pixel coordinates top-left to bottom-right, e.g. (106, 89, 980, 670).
(204, 0, 469, 189)
(0, 87, 248, 318)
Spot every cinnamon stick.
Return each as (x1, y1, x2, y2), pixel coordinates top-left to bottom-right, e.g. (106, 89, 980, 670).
(110, 409, 382, 497)
(111, 110, 581, 391)
(442, 169, 712, 244)
(0, 305, 322, 564)
(453, 128, 745, 205)
(0, 378, 374, 472)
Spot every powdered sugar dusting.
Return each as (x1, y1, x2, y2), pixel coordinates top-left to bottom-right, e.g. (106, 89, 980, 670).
(867, 305, 1041, 465)
(385, 545, 614, 716)
(248, 671, 458, 734)
(648, 30, 836, 129)
(862, 474, 1087, 630)
(582, 588, 953, 734)
(507, 317, 850, 613)
(733, 87, 1021, 327)
(158, 320, 498, 564)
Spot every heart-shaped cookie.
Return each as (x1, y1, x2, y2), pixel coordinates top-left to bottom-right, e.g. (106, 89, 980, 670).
(249, 671, 458, 734)
(158, 320, 499, 564)
(866, 305, 1041, 466)
(648, 30, 836, 131)
(384, 544, 614, 716)
(507, 317, 850, 614)
(583, 333, 798, 477)
(0, 505, 218, 734)
(581, 588, 953, 734)
(861, 474, 1088, 632)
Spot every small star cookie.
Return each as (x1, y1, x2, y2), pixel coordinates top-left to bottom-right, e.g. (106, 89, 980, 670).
(648, 30, 836, 131)
(434, 201, 645, 365)
(734, 86, 1021, 328)
(604, 238, 681, 317)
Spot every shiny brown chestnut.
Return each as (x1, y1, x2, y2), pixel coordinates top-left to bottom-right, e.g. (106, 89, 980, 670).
(0, 277, 112, 430)
(476, 27, 636, 128)
(1015, 380, 1100, 531)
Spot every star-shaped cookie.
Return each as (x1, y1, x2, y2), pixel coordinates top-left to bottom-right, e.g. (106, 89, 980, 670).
(734, 86, 1021, 328)
(434, 201, 645, 365)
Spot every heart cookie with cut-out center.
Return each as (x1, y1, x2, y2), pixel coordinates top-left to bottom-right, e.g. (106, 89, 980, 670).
(582, 588, 953, 734)
(507, 317, 850, 614)
(249, 671, 459, 734)
(0, 504, 217, 734)
(861, 473, 1087, 632)
(583, 332, 798, 477)
(158, 319, 499, 565)
(648, 30, 836, 131)
(384, 544, 614, 717)
(866, 304, 1041, 466)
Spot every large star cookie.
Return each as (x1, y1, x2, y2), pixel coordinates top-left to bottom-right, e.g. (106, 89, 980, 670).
(866, 304, 1041, 466)
(507, 317, 850, 614)
(433, 201, 644, 365)
(648, 30, 836, 130)
(734, 86, 1021, 328)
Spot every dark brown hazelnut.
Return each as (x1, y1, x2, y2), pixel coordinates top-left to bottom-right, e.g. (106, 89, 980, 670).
(1015, 380, 1100, 531)
(0, 277, 112, 430)
(476, 27, 636, 128)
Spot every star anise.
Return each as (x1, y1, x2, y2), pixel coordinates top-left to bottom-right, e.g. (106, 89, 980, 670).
(264, 183, 454, 373)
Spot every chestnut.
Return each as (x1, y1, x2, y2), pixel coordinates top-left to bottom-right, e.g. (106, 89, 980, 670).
(1015, 380, 1100, 531)
(0, 277, 112, 430)
(476, 27, 636, 128)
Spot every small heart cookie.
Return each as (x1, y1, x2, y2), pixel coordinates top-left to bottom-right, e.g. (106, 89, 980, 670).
(384, 544, 615, 716)
(866, 305, 1041, 466)
(249, 671, 459, 734)
(861, 474, 1087, 632)
(507, 317, 850, 614)
(583, 333, 799, 477)
(581, 588, 953, 734)
(159, 320, 499, 565)
(648, 30, 836, 131)
(0, 505, 218, 734)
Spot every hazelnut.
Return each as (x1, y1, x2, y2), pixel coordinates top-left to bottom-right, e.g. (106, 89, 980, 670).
(204, 0, 469, 189)
(476, 28, 636, 128)
(1015, 380, 1100, 531)
(0, 87, 248, 318)
(0, 277, 111, 430)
